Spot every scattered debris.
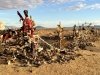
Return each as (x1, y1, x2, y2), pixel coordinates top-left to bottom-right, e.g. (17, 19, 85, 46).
(0, 11, 100, 68)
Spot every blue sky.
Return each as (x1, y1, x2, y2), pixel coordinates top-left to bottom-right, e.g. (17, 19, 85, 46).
(0, 0, 100, 27)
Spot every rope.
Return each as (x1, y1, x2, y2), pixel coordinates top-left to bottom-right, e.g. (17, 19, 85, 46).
(33, 35, 60, 50)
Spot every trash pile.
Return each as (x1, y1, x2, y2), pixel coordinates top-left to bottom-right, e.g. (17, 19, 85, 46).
(67, 26, 99, 50)
(0, 25, 99, 67)
(0, 32, 80, 67)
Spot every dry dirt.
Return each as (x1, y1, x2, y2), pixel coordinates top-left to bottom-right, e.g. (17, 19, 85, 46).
(0, 50, 100, 75)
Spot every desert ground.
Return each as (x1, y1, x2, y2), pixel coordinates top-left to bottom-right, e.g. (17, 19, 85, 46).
(0, 50, 100, 75)
(0, 28, 100, 75)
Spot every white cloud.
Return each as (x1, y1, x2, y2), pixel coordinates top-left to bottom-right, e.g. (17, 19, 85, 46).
(0, 0, 100, 11)
(66, 2, 86, 10)
(0, 0, 44, 9)
(0, 0, 85, 10)
(86, 3, 100, 10)
(50, 0, 71, 3)
(49, 0, 85, 4)
(66, 2, 100, 11)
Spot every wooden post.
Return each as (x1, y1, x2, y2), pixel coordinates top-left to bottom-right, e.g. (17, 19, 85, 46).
(56, 22, 64, 49)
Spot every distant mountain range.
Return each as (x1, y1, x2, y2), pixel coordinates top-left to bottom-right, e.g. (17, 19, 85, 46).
(5, 25, 46, 30)
(5, 25, 100, 30)
(94, 25, 100, 29)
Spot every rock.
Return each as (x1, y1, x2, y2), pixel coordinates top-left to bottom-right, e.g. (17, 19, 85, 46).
(7, 60, 11, 65)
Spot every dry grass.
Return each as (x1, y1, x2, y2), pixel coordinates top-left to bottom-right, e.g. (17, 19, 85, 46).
(36, 29, 72, 36)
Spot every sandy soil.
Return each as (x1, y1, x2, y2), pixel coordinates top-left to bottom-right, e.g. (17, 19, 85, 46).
(0, 50, 100, 75)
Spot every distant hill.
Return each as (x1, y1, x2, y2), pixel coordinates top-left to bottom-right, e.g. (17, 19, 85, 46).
(5, 26, 19, 30)
(4, 25, 100, 30)
(94, 25, 100, 29)
(64, 25, 100, 30)
(36, 26, 46, 29)
(5, 25, 45, 30)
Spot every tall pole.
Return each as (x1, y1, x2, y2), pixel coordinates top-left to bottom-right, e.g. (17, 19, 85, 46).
(58, 21, 63, 49)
